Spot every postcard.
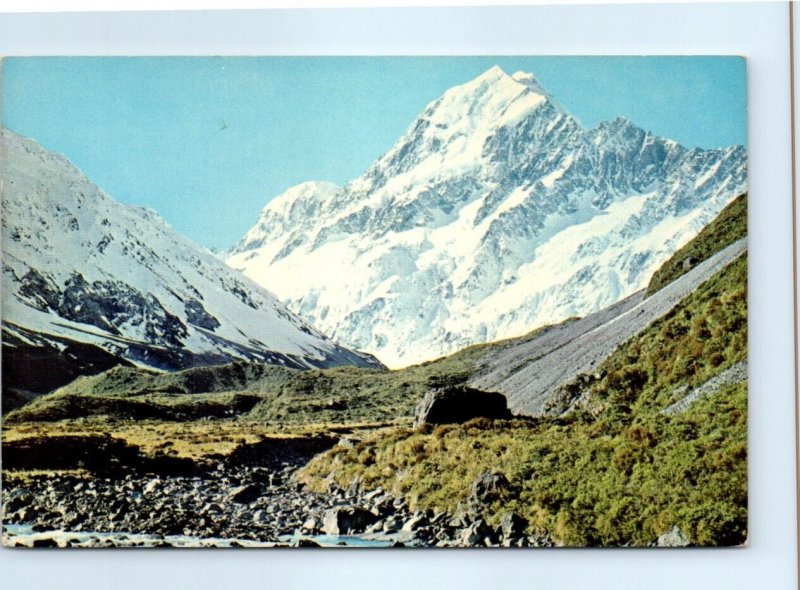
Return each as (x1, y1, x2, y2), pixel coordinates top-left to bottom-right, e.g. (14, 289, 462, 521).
(1, 56, 747, 548)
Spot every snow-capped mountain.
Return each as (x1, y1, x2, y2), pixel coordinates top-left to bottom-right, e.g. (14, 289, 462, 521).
(0, 128, 380, 381)
(229, 66, 748, 368)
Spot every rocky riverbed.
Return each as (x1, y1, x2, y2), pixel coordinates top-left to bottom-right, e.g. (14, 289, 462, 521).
(2, 458, 553, 549)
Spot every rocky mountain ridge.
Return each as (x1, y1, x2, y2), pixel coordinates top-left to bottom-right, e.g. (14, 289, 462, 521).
(1, 128, 380, 405)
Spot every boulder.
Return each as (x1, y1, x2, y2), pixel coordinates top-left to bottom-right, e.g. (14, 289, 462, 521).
(228, 484, 262, 504)
(322, 506, 379, 535)
(657, 525, 691, 547)
(401, 513, 427, 533)
(363, 488, 385, 501)
(143, 479, 160, 495)
(413, 386, 512, 428)
(3, 491, 33, 514)
(458, 519, 493, 547)
(300, 516, 319, 533)
(468, 472, 510, 516)
(382, 516, 403, 533)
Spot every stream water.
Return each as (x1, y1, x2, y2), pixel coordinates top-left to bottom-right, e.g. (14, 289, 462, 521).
(2, 523, 396, 548)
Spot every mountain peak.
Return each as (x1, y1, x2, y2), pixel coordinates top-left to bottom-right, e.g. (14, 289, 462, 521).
(433, 66, 560, 130)
(230, 69, 747, 368)
(461, 67, 551, 98)
(472, 65, 510, 83)
(458, 66, 547, 98)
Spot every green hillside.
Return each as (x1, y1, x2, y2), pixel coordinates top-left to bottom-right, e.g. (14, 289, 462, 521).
(645, 193, 746, 296)
(5, 322, 562, 426)
(299, 254, 747, 546)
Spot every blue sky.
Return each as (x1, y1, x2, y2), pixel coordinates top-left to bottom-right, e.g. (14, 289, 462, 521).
(2, 56, 747, 250)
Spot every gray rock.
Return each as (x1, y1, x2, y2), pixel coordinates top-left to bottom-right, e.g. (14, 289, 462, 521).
(300, 516, 319, 532)
(291, 537, 321, 547)
(468, 472, 509, 515)
(414, 386, 512, 428)
(322, 506, 379, 535)
(4, 492, 33, 514)
(143, 479, 160, 495)
(410, 527, 435, 545)
(657, 526, 691, 547)
(363, 488, 385, 501)
(458, 519, 493, 547)
(447, 515, 468, 528)
(15, 507, 39, 522)
(373, 497, 395, 516)
(383, 516, 403, 533)
(402, 514, 427, 533)
(32, 537, 58, 548)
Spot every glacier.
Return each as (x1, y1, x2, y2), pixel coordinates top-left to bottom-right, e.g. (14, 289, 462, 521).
(227, 65, 748, 369)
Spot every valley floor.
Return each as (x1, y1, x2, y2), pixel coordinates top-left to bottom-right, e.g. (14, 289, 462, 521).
(1, 420, 549, 548)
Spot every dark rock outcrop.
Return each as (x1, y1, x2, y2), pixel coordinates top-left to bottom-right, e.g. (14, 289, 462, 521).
(1, 325, 132, 413)
(413, 386, 512, 428)
(468, 472, 510, 516)
(57, 273, 188, 347)
(184, 300, 221, 331)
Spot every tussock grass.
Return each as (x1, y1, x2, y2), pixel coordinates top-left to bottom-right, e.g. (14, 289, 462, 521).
(2, 418, 397, 463)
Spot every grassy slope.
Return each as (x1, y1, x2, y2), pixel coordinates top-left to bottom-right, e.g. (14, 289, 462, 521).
(5, 322, 560, 426)
(645, 193, 747, 296)
(299, 254, 747, 546)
